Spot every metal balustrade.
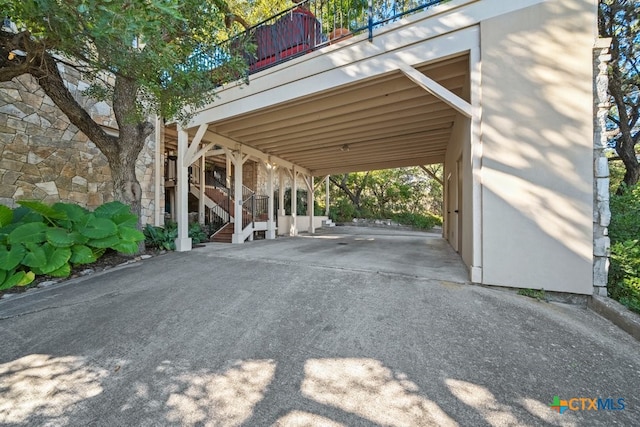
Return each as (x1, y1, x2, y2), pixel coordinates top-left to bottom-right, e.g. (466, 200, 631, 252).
(187, 0, 448, 75)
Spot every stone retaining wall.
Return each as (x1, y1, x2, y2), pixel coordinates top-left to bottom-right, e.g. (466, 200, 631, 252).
(593, 39, 612, 296)
(0, 65, 156, 224)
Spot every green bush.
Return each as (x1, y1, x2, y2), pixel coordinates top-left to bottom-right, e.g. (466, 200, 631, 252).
(391, 212, 442, 230)
(144, 220, 208, 250)
(143, 222, 178, 251)
(0, 201, 144, 292)
(329, 198, 357, 223)
(608, 184, 640, 314)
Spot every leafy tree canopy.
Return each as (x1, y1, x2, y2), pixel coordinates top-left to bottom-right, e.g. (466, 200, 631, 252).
(2, 0, 249, 122)
(599, 0, 640, 187)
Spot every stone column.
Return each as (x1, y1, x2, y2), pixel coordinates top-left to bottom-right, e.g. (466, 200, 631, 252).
(593, 38, 613, 296)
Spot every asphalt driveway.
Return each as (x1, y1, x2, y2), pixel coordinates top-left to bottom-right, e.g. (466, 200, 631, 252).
(0, 226, 638, 426)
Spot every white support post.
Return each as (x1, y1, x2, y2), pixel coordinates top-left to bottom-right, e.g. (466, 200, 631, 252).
(232, 148, 244, 244)
(266, 164, 276, 239)
(470, 44, 483, 283)
(175, 127, 192, 252)
(308, 175, 315, 234)
(278, 168, 285, 217)
(154, 115, 163, 226)
(291, 167, 298, 236)
(226, 151, 232, 188)
(325, 175, 330, 216)
(198, 154, 205, 224)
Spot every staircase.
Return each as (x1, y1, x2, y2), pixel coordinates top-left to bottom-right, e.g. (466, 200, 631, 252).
(211, 223, 234, 243)
(191, 182, 267, 243)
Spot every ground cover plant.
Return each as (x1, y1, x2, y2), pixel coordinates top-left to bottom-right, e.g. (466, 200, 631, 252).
(0, 201, 144, 292)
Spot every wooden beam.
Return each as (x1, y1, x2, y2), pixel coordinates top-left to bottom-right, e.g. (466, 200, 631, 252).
(312, 155, 444, 176)
(397, 62, 472, 118)
(203, 130, 310, 175)
(189, 142, 216, 165)
(183, 123, 208, 167)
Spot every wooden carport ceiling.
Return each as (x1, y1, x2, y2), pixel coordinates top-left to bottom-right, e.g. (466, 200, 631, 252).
(169, 54, 469, 175)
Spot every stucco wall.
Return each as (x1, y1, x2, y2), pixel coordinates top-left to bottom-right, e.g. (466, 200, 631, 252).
(444, 113, 473, 268)
(0, 67, 156, 224)
(479, 0, 596, 294)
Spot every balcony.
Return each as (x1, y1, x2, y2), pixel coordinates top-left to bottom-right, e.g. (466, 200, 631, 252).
(190, 0, 449, 75)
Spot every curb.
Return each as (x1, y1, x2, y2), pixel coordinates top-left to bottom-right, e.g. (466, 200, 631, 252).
(588, 295, 640, 342)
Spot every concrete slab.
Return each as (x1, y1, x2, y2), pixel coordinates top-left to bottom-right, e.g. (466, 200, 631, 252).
(0, 226, 639, 426)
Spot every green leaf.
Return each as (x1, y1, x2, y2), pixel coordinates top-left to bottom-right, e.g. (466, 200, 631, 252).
(8, 222, 48, 245)
(46, 228, 76, 248)
(68, 231, 89, 244)
(0, 270, 35, 290)
(112, 241, 139, 254)
(70, 244, 97, 265)
(94, 201, 131, 219)
(118, 226, 145, 242)
(87, 234, 121, 249)
(52, 203, 89, 223)
(112, 212, 138, 228)
(18, 200, 68, 221)
(0, 269, 5, 285)
(0, 244, 26, 271)
(0, 205, 13, 227)
(80, 216, 117, 239)
(92, 247, 106, 260)
(39, 244, 72, 275)
(48, 263, 71, 278)
(21, 243, 47, 268)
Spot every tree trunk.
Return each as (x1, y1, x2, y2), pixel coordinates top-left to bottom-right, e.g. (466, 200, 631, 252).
(105, 145, 144, 223)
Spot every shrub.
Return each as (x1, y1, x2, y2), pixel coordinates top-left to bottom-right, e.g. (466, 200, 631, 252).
(144, 220, 208, 250)
(0, 201, 144, 292)
(391, 212, 442, 230)
(608, 184, 640, 314)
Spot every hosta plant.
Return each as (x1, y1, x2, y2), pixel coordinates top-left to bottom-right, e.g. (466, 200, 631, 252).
(0, 201, 144, 292)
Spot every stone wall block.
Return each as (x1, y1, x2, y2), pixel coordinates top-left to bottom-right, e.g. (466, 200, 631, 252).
(0, 104, 26, 118)
(2, 170, 22, 185)
(0, 185, 17, 198)
(593, 236, 610, 257)
(36, 181, 59, 196)
(6, 117, 27, 132)
(595, 156, 609, 178)
(0, 132, 16, 144)
(0, 159, 24, 172)
(19, 165, 40, 181)
(1, 88, 21, 101)
(596, 177, 610, 202)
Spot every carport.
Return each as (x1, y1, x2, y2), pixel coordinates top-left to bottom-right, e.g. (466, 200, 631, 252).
(161, 0, 598, 295)
(165, 14, 480, 273)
